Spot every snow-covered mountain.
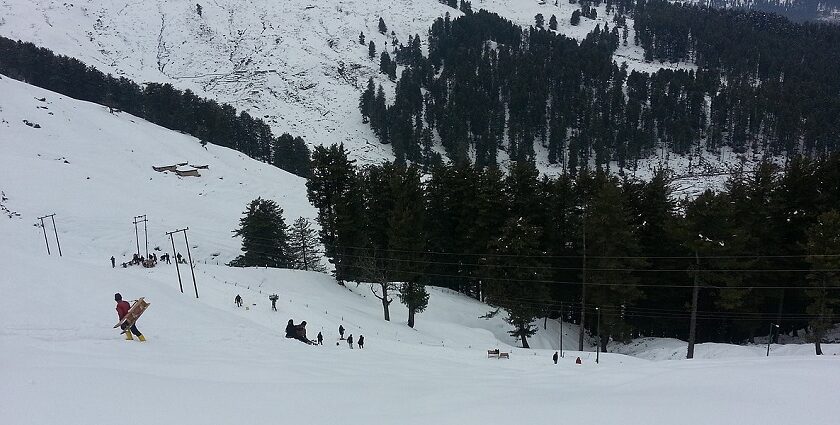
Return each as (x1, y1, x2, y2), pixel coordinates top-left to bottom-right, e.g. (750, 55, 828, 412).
(0, 0, 691, 166)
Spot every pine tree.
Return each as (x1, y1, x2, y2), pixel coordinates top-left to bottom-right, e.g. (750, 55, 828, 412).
(378, 17, 387, 34)
(359, 31, 365, 45)
(483, 217, 548, 349)
(571, 10, 581, 26)
(359, 78, 376, 123)
(230, 198, 291, 268)
(368, 40, 376, 59)
(307, 144, 359, 283)
(387, 165, 428, 327)
(288, 217, 326, 272)
(549, 14, 558, 31)
(583, 174, 646, 352)
(535, 13, 545, 29)
(398, 280, 430, 328)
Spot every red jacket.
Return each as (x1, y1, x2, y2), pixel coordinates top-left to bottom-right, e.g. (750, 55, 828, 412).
(116, 300, 131, 320)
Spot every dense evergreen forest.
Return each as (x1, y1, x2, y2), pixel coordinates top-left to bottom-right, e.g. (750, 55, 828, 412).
(698, 0, 840, 22)
(363, 1, 840, 172)
(0, 37, 311, 178)
(308, 144, 840, 350)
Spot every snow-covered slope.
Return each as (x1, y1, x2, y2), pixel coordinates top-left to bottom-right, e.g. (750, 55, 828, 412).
(3, 77, 840, 424)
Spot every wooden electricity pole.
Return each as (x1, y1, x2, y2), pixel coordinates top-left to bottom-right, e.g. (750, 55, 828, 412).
(687, 251, 700, 359)
(134, 215, 148, 258)
(167, 230, 184, 294)
(37, 214, 61, 256)
(166, 227, 199, 298)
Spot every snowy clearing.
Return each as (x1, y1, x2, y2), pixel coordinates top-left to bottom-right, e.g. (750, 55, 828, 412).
(2, 76, 839, 425)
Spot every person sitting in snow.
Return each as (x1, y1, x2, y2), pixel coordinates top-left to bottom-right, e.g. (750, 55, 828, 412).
(294, 321, 314, 345)
(285, 319, 296, 338)
(115, 293, 145, 342)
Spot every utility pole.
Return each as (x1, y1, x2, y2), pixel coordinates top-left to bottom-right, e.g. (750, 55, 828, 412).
(559, 303, 564, 358)
(50, 215, 62, 256)
(167, 230, 184, 294)
(687, 251, 700, 359)
(134, 215, 148, 258)
(37, 215, 51, 255)
(183, 228, 199, 299)
(37, 214, 61, 256)
(166, 227, 199, 299)
(579, 203, 587, 352)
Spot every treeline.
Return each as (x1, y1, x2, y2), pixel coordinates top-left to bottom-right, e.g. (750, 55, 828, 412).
(361, 4, 840, 171)
(698, 0, 840, 22)
(309, 144, 840, 352)
(0, 37, 311, 177)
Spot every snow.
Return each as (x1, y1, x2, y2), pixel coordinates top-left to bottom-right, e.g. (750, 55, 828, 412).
(2, 76, 840, 424)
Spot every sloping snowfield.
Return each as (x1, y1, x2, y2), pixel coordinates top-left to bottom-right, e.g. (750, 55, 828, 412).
(2, 76, 840, 424)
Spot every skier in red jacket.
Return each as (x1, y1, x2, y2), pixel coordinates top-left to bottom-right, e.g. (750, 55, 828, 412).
(115, 293, 145, 341)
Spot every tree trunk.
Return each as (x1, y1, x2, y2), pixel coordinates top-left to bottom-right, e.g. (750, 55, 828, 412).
(579, 285, 586, 351)
(815, 334, 823, 356)
(407, 306, 415, 328)
(381, 283, 390, 321)
(520, 324, 531, 349)
(600, 332, 609, 353)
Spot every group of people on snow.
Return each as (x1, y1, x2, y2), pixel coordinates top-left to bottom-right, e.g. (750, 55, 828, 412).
(339, 325, 364, 349)
(114, 252, 173, 269)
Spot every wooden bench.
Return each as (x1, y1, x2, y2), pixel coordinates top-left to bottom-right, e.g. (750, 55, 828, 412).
(487, 349, 500, 358)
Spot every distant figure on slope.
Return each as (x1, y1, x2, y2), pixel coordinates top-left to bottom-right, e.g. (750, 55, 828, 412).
(575, 357, 582, 365)
(358, 335, 364, 349)
(347, 334, 354, 349)
(339, 324, 345, 340)
(317, 332, 323, 345)
(285, 319, 296, 338)
(269, 294, 279, 311)
(294, 321, 314, 344)
(553, 351, 558, 364)
(235, 294, 243, 307)
(115, 293, 145, 342)
(110, 256, 115, 268)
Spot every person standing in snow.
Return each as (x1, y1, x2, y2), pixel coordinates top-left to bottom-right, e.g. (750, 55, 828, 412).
(110, 256, 115, 268)
(115, 293, 145, 342)
(553, 351, 559, 364)
(347, 334, 354, 349)
(317, 332, 323, 345)
(235, 294, 243, 307)
(358, 335, 364, 349)
(269, 294, 278, 311)
(339, 324, 345, 340)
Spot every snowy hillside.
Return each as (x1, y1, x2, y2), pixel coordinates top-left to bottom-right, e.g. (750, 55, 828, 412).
(3, 76, 840, 424)
(0, 0, 692, 166)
